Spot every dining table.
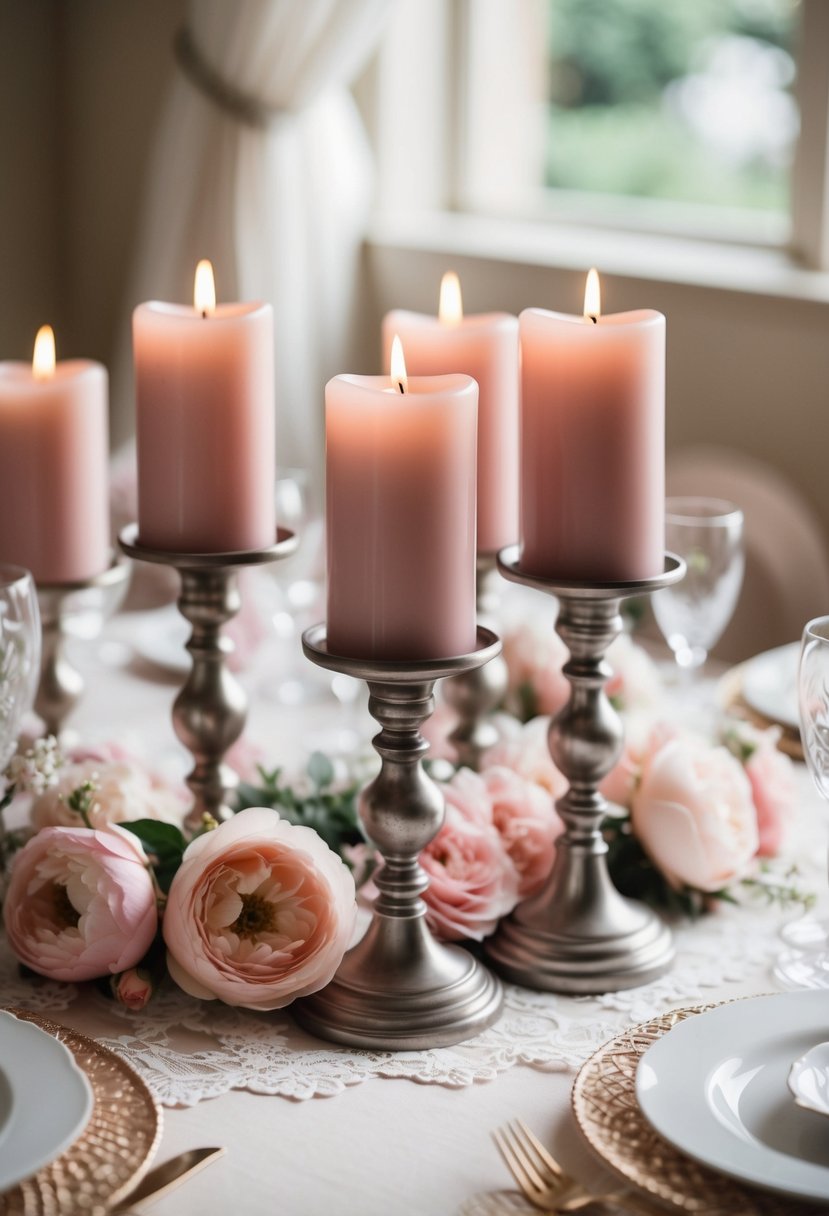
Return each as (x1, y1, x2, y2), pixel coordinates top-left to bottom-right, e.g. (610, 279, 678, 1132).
(1, 579, 826, 1216)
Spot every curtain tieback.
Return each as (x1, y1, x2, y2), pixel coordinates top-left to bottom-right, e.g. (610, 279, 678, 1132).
(174, 27, 289, 130)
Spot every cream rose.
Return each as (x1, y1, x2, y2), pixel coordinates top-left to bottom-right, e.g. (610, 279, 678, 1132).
(632, 738, 759, 892)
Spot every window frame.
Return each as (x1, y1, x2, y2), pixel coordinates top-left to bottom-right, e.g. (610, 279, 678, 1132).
(370, 0, 829, 272)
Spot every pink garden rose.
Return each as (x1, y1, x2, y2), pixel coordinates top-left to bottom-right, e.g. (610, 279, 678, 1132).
(31, 757, 185, 832)
(600, 721, 680, 810)
(727, 724, 796, 857)
(502, 615, 570, 719)
(487, 715, 568, 799)
(421, 769, 522, 941)
(631, 738, 759, 892)
(3, 825, 158, 982)
(163, 808, 357, 1010)
(112, 967, 155, 1011)
(484, 766, 562, 897)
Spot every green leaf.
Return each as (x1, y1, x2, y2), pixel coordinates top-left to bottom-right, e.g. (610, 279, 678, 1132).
(123, 819, 187, 857)
(307, 751, 335, 790)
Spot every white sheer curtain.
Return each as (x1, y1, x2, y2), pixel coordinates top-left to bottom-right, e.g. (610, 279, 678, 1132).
(115, 0, 392, 487)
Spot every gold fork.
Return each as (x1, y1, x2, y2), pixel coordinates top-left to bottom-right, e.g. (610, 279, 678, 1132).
(491, 1119, 651, 1214)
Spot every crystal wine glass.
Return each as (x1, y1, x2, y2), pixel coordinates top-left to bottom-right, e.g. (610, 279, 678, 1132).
(653, 497, 744, 673)
(774, 616, 829, 989)
(0, 566, 41, 768)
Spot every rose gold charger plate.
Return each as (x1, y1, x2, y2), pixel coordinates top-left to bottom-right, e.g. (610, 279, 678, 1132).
(572, 1003, 820, 1216)
(0, 1008, 162, 1216)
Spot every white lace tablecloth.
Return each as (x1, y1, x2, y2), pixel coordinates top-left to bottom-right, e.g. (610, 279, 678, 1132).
(0, 893, 806, 1108)
(5, 610, 823, 1215)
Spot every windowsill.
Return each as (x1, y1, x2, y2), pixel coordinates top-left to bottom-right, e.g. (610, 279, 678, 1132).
(368, 209, 829, 306)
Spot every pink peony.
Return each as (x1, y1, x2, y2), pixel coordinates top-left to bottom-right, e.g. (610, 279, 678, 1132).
(31, 758, 185, 832)
(484, 766, 562, 897)
(631, 738, 759, 892)
(740, 726, 797, 857)
(421, 770, 520, 941)
(487, 715, 568, 799)
(3, 825, 158, 982)
(163, 808, 357, 1010)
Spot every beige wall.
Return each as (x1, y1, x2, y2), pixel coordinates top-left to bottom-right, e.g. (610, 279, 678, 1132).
(0, 0, 183, 443)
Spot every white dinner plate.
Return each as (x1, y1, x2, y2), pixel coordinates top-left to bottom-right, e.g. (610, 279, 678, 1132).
(0, 1010, 94, 1192)
(636, 993, 829, 1202)
(741, 642, 800, 732)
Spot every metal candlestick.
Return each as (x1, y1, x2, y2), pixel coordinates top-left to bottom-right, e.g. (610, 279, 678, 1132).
(443, 553, 509, 771)
(294, 624, 504, 1049)
(119, 524, 297, 833)
(35, 554, 131, 738)
(484, 546, 686, 994)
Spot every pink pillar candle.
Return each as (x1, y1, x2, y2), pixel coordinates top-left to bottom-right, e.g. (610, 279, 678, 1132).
(134, 268, 276, 553)
(326, 365, 478, 661)
(0, 327, 109, 584)
(520, 282, 664, 582)
(383, 276, 519, 554)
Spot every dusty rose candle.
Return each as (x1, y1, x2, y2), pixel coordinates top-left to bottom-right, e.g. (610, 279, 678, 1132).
(520, 270, 665, 582)
(134, 260, 276, 553)
(326, 339, 478, 660)
(0, 326, 109, 584)
(383, 273, 519, 554)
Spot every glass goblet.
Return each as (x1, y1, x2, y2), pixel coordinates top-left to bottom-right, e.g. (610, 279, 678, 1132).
(0, 565, 41, 768)
(774, 616, 829, 989)
(653, 497, 744, 673)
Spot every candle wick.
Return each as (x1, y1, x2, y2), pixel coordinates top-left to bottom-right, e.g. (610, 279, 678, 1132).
(201, 309, 208, 320)
(589, 315, 598, 325)
(397, 381, 405, 394)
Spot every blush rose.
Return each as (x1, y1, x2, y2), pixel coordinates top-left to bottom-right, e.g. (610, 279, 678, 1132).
(162, 808, 357, 1010)
(3, 825, 158, 982)
(631, 738, 759, 892)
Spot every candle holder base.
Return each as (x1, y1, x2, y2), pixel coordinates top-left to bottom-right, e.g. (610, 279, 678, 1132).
(484, 547, 685, 995)
(119, 524, 298, 833)
(293, 625, 505, 1049)
(35, 553, 131, 739)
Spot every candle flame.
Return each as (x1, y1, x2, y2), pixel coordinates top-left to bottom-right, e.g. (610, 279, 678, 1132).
(583, 267, 601, 322)
(32, 325, 56, 379)
(390, 334, 408, 394)
(439, 271, 463, 325)
(194, 259, 216, 316)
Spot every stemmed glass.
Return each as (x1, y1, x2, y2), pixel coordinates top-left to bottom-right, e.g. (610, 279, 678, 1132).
(653, 497, 744, 673)
(0, 565, 41, 770)
(774, 616, 829, 989)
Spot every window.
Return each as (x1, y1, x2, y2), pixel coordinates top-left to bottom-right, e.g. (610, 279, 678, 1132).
(372, 0, 829, 269)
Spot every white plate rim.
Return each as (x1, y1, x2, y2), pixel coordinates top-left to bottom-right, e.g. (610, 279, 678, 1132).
(0, 1009, 94, 1191)
(635, 992, 829, 1202)
(741, 641, 800, 732)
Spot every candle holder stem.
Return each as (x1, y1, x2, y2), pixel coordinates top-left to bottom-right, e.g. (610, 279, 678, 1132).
(484, 547, 686, 994)
(293, 625, 504, 1049)
(35, 555, 130, 740)
(119, 525, 297, 834)
(444, 554, 509, 771)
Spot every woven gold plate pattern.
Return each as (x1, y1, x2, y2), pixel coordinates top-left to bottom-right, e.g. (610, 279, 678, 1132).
(572, 1004, 820, 1216)
(0, 1008, 162, 1216)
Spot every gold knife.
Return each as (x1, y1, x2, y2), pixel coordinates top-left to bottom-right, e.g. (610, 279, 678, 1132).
(110, 1147, 226, 1212)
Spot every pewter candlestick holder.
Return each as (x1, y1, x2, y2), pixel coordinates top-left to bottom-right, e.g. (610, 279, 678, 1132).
(443, 553, 509, 771)
(36, 554, 131, 739)
(484, 545, 686, 994)
(294, 624, 504, 1050)
(119, 523, 297, 834)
